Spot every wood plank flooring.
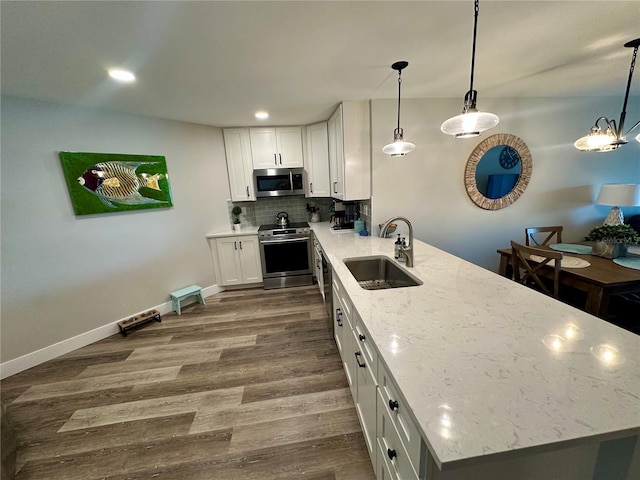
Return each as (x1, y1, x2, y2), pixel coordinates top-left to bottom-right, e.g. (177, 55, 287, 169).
(1, 285, 376, 480)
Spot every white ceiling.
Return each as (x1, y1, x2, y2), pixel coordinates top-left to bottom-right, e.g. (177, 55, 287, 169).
(2, 1, 639, 127)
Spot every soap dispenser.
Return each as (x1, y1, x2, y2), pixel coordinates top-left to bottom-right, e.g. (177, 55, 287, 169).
(399, 237, 407, 262)
(394, 234, 402, 259)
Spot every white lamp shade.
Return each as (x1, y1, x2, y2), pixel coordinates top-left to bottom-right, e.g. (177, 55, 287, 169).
(574, 131, 618, 152)
(596, 184, 640, 206)
(382, 139, 415, 157)
(440, 111, 499, 138)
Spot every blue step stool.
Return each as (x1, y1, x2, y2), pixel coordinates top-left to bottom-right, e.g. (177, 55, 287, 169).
(170, 285, 205, 315)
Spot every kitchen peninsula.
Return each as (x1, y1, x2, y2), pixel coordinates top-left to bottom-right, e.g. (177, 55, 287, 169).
(312, 222, 640, 480)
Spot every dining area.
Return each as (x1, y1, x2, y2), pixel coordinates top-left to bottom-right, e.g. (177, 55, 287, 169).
(497, 222, 640, 333)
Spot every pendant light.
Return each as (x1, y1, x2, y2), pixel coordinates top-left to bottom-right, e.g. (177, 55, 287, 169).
(383, 61, 415, 157)
(441, 0, 498, 138)
(574, 38, 640, 152)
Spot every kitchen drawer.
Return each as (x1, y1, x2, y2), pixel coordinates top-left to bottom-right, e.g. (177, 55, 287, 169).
(377, 389, 420, 480)
(354, 312, 377, 378)
(332, 275, 353, 324)
(378, 363, 424, 475)
(377, 438, 399, 480)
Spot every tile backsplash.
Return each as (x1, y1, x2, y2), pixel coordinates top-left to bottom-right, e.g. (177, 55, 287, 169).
(228, 197, 371, 231)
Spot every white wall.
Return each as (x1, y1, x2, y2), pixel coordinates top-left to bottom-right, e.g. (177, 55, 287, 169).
(371, 96, 640, 270)
(1, 96, 231, 365)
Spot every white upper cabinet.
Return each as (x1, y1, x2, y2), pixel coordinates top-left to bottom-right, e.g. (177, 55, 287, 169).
(328, 101, 370, 201)
(304, 122, 331, 197)
(223, 128, 256, 201)
(250, 127, 304, 168)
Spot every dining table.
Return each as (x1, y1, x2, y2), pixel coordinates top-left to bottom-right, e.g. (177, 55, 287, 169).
(497, 244, 640, 318)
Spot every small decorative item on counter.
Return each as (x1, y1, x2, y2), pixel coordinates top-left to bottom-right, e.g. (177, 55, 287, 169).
(359, 230, 369, 236)
(306, 203, 320, 223)
(232, 206, 242, 231)
(585, 223, 640, 259)
(394, 234, 402, 259)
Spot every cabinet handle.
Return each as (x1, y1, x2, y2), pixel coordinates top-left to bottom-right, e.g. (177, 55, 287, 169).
(274, 153, 277, 165)
(234, 241, 237, 250)
(358, 333, 366, 342)
(279, 153, 282, 164)
(355, 351, 366, 368)
(333, 181, 338, 194)
(239, 241, 243, 249)
(335, 308, 342, 327)
(310, 182, 313, 193)
(387, 448, 397, 461)
(389, 399, 399, 411)
(246, 186, 250, 198)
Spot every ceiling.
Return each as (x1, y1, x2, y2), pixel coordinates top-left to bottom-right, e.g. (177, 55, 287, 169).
(2, 1, 639, 127)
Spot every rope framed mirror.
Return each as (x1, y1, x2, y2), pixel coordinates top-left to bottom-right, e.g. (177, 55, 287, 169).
(464, 133, 532, 210)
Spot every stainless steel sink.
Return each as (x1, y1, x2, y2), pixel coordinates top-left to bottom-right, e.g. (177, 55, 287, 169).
(343, 256, 423, 290)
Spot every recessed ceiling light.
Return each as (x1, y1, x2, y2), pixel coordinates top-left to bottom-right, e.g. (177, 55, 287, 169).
(255, 111, 269, 120)
(108, 69, 136, 83)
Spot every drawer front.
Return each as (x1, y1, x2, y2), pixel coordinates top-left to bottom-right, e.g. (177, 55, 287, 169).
(377, 438, 399, 480)
(332, 276, 353, 326)
(332, 283, 344, 355)
(377, 389, 419, 480)
(354, 329, 378, 461)
(354, 313, 377, 378)
(378, 364, 423, 474)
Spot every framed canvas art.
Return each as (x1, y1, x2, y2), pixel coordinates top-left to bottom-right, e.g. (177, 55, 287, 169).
(60, 152, 173, 215)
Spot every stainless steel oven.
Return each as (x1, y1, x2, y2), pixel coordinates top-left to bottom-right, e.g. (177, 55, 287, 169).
(258, 222, 313, 289)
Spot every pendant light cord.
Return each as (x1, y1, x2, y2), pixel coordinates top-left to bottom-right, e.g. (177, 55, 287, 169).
(468, 0, 479, 94)
(617, 43, 638, 138)
(396, 71, 403, 133)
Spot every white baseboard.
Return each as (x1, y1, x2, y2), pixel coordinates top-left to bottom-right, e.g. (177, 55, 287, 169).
(0, 284, 224, 379)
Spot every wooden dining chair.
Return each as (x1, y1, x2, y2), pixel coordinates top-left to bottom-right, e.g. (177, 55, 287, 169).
(511, 240, 563, 298)
(525, 226, 563, 246)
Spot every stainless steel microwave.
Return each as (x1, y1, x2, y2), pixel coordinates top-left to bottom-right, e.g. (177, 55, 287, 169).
(254, 168, 306, 197)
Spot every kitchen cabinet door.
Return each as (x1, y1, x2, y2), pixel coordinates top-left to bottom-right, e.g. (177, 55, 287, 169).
(276, 127, 304, 167)
(250, 127, 303, 168)
(249, 128, 279, 168)
(237, 236, 262, 283)
(328, 102, 370, 201)
(328, 106, 343, 199)
(214, 235, 262, 286)
(216, 237, 243, 286)
(304, 123, 331, 197)
(223, 128, 256, 201)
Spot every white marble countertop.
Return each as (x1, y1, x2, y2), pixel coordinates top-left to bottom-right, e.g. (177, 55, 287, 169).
(205, 226, 259, 238)
(311, 222, 640, 470)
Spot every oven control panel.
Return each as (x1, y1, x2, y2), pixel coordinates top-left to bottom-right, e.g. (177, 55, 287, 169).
(259, 226, 310, 238)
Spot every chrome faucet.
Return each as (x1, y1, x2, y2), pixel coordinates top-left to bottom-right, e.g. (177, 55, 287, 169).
(379, 217, 414, 267)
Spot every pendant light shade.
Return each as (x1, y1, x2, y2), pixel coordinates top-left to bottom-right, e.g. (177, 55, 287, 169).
(383, 61, 415, 157)
(575, 38, 640, 152)
(441, 0, 498, 138)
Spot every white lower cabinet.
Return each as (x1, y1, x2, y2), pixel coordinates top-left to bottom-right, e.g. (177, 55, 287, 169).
(331, 272, 426, 479)
(212, 235, 262, 286)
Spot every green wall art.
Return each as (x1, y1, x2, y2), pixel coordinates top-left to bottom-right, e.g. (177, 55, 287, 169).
(60, 152, 174, 215)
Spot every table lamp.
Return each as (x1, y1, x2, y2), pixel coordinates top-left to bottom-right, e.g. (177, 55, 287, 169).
(596, 184, 640, 225)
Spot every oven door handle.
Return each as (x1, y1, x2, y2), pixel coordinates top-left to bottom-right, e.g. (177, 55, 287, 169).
(260, 237, 310, 245)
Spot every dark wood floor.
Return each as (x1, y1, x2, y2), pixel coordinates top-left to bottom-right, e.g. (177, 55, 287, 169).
(1, 285, 375, 480)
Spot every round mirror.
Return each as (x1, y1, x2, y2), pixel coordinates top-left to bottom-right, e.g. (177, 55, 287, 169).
(464, 133, 532, 210)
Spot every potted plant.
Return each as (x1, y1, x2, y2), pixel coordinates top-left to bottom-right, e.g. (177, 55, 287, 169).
(585, 223, 640, 259)
(232, 206, 242, 231)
